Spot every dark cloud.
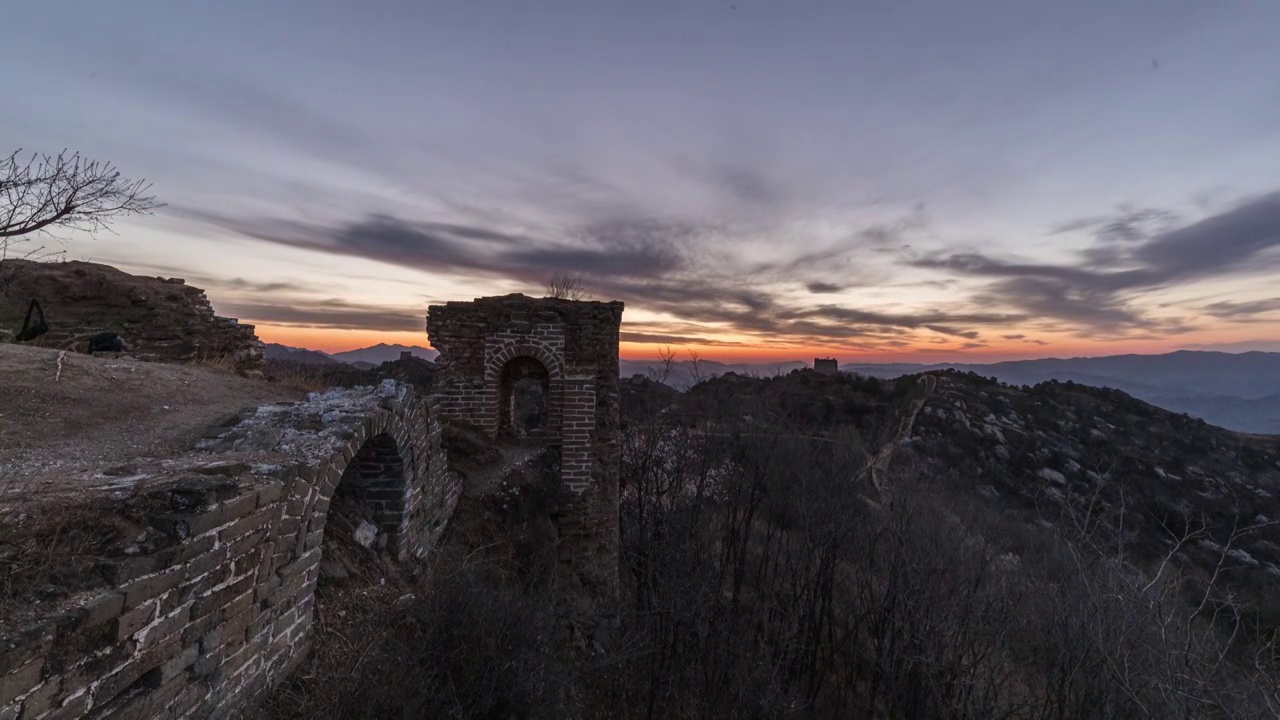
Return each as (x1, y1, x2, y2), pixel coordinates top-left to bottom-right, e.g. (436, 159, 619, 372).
(776, 305, 1019, 330)
(970, 276, 1157, 331)
(1002, 333, 1025, 340)
(193, 208, 1025, 350)
(1134, 193, 1280, 280)
(620, 331, 750, 346)
(748, 206, 928, 283)
(1201, 298, 1280, 319)
(806, 282, 842, 294)
(1051, 207, 1181, 246)
(217, 298, 424, 332)
(187, 211, 684, 283)
(220, 277, 311, 294)
(104, 259, 319, 296)
(913, 192, 1280, 334)
(924, 325, 981, 339)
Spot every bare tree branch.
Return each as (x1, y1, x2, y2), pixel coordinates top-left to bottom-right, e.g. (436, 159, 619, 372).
(0, 149, 164, 257)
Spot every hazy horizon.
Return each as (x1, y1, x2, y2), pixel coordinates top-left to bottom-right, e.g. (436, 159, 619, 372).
(4, 1, 1279, 362)
(281, 337, 1280, 365)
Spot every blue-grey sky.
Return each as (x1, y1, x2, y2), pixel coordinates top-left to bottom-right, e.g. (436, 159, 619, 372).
(3, 1, 1278, 359)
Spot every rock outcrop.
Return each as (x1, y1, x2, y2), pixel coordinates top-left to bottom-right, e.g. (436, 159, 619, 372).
(0, 259, 263, 372)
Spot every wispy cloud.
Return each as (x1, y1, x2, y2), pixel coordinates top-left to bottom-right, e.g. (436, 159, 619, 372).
(218, 298, 424, 332)
(913, 192, 1280, 335)
(1201, 298, 1280, 319)
(806, 282, 843, 294)
(187, 207, 1022, 350)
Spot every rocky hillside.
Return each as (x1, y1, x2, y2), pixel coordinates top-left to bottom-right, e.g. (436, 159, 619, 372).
(640, 368, 1280, 619)
(848, 350, 1280, 434)
(900, 371, 1280, 609)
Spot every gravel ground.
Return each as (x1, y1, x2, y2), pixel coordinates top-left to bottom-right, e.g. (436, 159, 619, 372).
(0, 344, 301, 490)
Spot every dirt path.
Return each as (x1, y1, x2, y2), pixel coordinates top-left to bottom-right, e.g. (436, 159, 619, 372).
(863, 374, 937, 494)
(0, 344, 301, 491)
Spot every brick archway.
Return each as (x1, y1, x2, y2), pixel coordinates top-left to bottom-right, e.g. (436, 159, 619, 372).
(328, 432, 410, 554)
(427, 294, 623, 494)
(298, 399, 423, 563)
(484, 338, 565, 442)
(484, 338, 564, 384)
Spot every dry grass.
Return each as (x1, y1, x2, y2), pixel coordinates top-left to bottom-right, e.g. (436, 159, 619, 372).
(188, 354, 331, 393)
(265, 366, 331, 394)
(184, 354, 241, 375)
(0, 489, 121, 622)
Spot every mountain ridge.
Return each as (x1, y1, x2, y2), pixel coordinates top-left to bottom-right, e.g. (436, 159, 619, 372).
(268, 344, 1280, 433)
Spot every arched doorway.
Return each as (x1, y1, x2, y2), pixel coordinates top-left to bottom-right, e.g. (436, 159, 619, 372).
(498, 356, 551, 442)
(327, 433, 408, 559)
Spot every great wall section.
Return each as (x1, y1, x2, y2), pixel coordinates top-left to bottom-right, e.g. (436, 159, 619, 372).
(0, 261, 624, 719)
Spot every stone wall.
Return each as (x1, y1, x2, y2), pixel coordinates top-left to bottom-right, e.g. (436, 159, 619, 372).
(0, 259, 263, 372)
(0, 381, 458, 719)
(0, 292, 626, 718)
(427, 294, 624, 635)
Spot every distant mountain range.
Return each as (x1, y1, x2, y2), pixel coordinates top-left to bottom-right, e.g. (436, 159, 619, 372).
(262, 344, 341, 365)
(621, 351, 1280, 434)
(263, 343, 437, 369)
(622, 351, 1280, 434)
(268, 345, 1280, 434)
(329, 343, 438, 365)
(840, 351, 1280, 434)
(620, 358, 810, 387)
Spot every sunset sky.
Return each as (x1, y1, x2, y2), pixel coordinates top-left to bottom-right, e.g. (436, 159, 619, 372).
(3, 1, 1279, 363)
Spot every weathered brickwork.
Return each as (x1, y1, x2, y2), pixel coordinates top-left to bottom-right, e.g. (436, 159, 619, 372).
(0, 293, 626, 718)
(0, 381, 458, 719)
(427, 294, 624, 638)
(426, 293, 623, 493)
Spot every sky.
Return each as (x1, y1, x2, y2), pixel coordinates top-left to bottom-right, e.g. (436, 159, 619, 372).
(2, 1, 1279, 362)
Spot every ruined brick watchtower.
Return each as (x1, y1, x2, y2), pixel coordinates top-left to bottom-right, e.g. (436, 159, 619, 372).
(426, 295, 624, 624)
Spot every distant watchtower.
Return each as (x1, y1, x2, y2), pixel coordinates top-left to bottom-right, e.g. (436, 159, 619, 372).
(426, 294, 625, 629)
(814, 357, 839, 375)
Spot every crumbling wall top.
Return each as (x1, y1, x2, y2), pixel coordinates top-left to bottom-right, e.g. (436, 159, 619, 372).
(0, 259, 263, 371)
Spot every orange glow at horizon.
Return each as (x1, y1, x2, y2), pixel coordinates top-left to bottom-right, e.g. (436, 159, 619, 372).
(254, 325, 436, 354)
(253, 321, 1249, 364)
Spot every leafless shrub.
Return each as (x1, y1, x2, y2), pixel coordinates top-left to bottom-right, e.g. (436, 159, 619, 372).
(602, 381, 1280, 719)
(0, 492, 121, 617)
(262, 560, 567, 719)
(263, 371, 1279, 718)
(544, 273, 592, 300)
